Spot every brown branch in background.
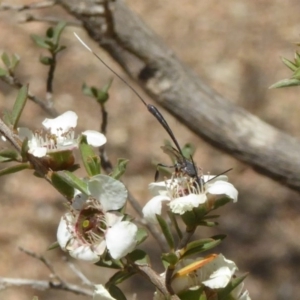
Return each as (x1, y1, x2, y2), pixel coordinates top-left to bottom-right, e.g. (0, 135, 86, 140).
(18, 13, 81, 26)
(0, 119, 22, 152)
(0, 0, 56, 11)
(0, 277, 93, 296)
(58, 0, 300, 193)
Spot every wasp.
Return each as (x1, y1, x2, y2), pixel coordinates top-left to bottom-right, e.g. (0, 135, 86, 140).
(75, 33, 201, 183)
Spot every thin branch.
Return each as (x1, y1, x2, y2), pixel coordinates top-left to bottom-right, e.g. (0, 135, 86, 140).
(0, 118, 22, 152)
(99, 103, 113, 172)
(0, 0, 57, 11)
(64, 258, 94, 286)
(1, 75, 58, 117)
(17, 247, 93, 296)
(18, 13, 82, 26)
(0, 277, 93, 296)
(19, 247, 64, 283)
(132, 264, 180, 300)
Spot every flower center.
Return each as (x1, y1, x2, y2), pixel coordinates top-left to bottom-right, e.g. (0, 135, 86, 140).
(76, 206, 106, 244)
(167, 173, 205, 199)
(33, 127, 75, 150)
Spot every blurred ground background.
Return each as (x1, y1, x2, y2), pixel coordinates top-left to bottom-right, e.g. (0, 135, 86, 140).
(1, 0, 300, 299)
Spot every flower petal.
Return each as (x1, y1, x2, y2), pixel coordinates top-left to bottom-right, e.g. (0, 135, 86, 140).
(106, 221, 137, 259)
(69, 244, 100, 263)
(202, 266, 233, 289)
(170, 193, 207, 215)
(88, 175, 128, 211)
(18, 127, 34, 140)
(200, 254, 237, 289)
(231, 282, 251, 300)
(142, 195, 170, 223)
(29, 146, 47, 157)
(82, 130, 107, 147)
(57, 213, 74, 249)
(42, 111, 78, 133)
(207, 181, 238, 202)
(93, 284, 116, 300)
(148, 180, 169, 196)
(171, 254, 237, 293)
(203, 174, 228, 183)
(72, 190, 88, 210)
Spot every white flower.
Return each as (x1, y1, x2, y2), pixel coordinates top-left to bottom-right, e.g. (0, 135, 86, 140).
(93, 284, 116, 300)
(171, 254, 237, 294)
(57, 175, 138, 262)
(231, 282, 251, 300)
(143, 174, 238, 223)
(18, 111, 106, 158)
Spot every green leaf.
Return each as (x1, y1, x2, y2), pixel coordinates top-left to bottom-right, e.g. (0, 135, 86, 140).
(107, 270, 136, 286)
(295, 52, 300, 65)
(39, 56, 53, 65)
(110, 158, 129, 179)
(181, 210, 197, 228)
(21, 137, 29, 161)
(135, 228, 148, 245)
(96, 78, 113, 104)
(82, 82, 94, 97)
(47, 241, 60, 250)
(0, 163, 30, 177)
(0, 156, 11, 163)
(127, 249, 150, 265)
(79, 135, 101, 176)
(281, 57, 298, 71)
(31, 34, 51, 49)
(269, 78, 300, 89)
(218, 273, 248, 300)
(56, 45, 67, 53)
(56, 171, 89, 195)
(181, 236, 225, 258)
(292, 66, 300, 79)
(181, 143, 196, 159)
(156, 214, 175, 250)
(168, 211, 182, 240)
(1, 52, 10, 69)
(212, 196, 231, 210)
(178, 287, 206, 300)
(51, 172, 75, 200)
(0, 67, 8, 76)
(52, 21, 67, 46)
(11, 85, 28, 129)
(197, 220, 218, 227)
(2, 110, 13, 126)
(10, 53, 20, 71)
(82, 79, 113, 104)
(162, 252, 178, 266)
(95, 256, 123, 269)
(0, 149, 20, 161)
(107, 285, 127, 300)
(46, 27, 54, 38)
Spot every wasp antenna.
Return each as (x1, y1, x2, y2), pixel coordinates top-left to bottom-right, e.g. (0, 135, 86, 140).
(74, 32, 92, 52)
(74, 33, 187, 165)
(74, 32, 148, 108)
(206, 168, 233, 183)
(147, 105, 184, 156)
